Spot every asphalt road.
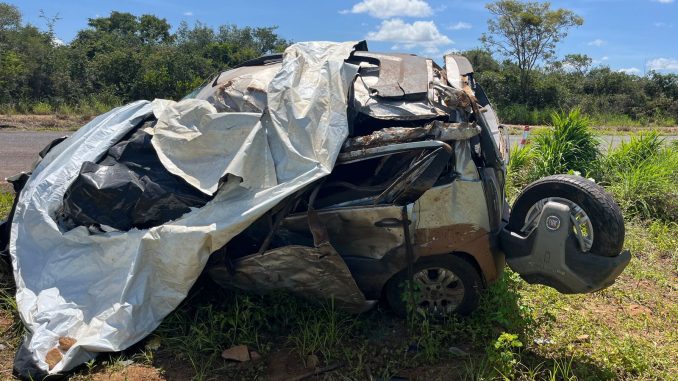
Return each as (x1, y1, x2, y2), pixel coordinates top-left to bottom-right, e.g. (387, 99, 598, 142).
(1, 131, 676, 186)
(0, 131, 70, 184)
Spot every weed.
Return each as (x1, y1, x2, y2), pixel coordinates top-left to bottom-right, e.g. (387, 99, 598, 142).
(288, 298, 354, 363)
(486, 332, 523, 380)
(598, 132, 678, 220)
(0, 191, 13, 220)
(506, 144, 534, 200)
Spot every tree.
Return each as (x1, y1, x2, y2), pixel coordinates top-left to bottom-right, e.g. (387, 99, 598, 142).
(562, 54, 592, 76)
(481, 0, 583, 100)
(139, 15, 172, 44)
(462, 48, 500, 73)
(0, 2, 21, 31)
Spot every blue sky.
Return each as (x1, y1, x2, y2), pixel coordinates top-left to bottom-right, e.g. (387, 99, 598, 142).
(8, 0, 678, 74)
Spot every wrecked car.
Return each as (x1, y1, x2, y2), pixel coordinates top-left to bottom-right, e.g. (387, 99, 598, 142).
(0, 41, 629, 376)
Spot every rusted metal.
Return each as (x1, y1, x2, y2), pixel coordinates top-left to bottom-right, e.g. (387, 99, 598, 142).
(341, 121, 480, 152)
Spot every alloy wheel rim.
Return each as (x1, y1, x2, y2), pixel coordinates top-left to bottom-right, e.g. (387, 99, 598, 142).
(412, 267, 465, 316)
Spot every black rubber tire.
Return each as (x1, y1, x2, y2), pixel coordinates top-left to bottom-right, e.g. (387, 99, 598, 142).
(385, 254, 483, 317)
(507, 174, 625, 257)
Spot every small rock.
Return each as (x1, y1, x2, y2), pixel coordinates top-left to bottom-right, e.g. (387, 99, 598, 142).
(221, 344, 251, 362)
(45, 348, 62, 370)
(448, 346, 468, 356)
(534, 338, 554, 345)
(118, 359, 134, 367)
(626, 304, 651, 316)
(145, 336, 162, 351)
(0, 343, 7, 350)
(249, 351, 262, 362)
(575, 334, 590, 343)
(58, 337, 77, 351)
(306, 354, 319, 369)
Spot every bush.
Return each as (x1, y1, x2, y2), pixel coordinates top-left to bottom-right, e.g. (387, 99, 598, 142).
(530, 109, 599, 180)
(600, 132, 678, 220)
(498, 104, 555, 125)
(31, 101, 53, 115)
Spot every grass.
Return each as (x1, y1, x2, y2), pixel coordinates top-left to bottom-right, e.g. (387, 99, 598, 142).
(0, 192, 13, 219)
(0, 99, 120, 119)
(497, 104, 676, 128)
(597, 132, 678, 221)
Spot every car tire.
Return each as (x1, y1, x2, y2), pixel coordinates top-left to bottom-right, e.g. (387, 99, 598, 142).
(385, 254, 483, 318)
(507, 174, 624, 257)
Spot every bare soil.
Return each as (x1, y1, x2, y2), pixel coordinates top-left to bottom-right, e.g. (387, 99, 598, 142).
(0, 114, 92, 131)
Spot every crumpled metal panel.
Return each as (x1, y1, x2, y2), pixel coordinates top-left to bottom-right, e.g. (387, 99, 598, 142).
(281, 205, 406, 260)
(208, 243, 371, 313)
(351, 52, 429, 98)
(352, 59, 442, 120)
(341, 120, 480, 151)
(444, 53, 504, 153)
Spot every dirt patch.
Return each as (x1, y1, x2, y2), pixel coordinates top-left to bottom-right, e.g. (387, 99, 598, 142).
(0, 114, 92, 131)
(86, 365, 165, 381)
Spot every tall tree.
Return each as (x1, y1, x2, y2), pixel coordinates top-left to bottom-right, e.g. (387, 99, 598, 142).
(0, 2, 21, 31)
(481, 0, 583, 100)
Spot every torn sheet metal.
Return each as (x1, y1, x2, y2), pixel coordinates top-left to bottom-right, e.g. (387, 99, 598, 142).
(352, 58, 442, 121)
(341, 121, 480, 152)
(10, 41, 361, 377)
(209, 243, 370, 313)
(351, 52, 429, 98)
(282, 205, 406, 260)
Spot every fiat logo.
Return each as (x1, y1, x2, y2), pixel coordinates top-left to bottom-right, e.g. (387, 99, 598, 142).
(546, 215, 561, 231)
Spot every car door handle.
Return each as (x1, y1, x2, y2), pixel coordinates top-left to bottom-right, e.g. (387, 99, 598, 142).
(374, 218, 404, 228)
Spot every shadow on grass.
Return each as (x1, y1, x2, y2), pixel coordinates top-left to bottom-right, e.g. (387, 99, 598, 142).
(136, 272, 620, 380)
(0, 265, 618, 380)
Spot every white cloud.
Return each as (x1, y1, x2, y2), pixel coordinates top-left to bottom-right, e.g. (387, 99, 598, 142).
(448, 21, 472, 30)
(587, 39, 606, 47)
(342, 0, 433, 19)
(52, 37, 64, 46)
(366, 18, 453, 52)
(618, 67, 640, 74)
(652, 0, 674, 3)
(183, 11, 193, 16)
(647, 57, 678, 71)
(592, 56, 609, 65)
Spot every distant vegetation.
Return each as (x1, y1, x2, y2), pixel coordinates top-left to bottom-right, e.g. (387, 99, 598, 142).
(0, 3, 289, 116)
(0, 1, 677, 126)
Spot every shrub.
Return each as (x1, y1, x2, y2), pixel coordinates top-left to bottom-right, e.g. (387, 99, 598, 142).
(31, 101, 53, 115)
(506, 144, 534, 200)
(530, 109, 599, 179)
(601, 133, 678, 220)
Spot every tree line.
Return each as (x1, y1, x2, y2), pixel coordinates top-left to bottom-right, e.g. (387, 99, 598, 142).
(0, 1, 676, 126)
(0, 3, 289, 115)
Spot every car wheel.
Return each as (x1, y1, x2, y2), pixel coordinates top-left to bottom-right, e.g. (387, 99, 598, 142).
(507, 174, 624, 257)
(385, 254, 482, 318)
